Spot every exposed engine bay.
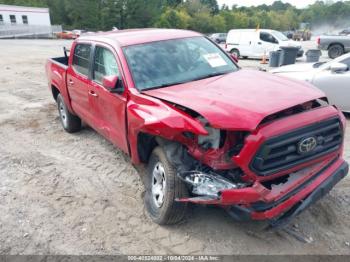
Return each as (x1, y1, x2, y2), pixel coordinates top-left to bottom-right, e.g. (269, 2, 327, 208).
(156, 134, 249, 201)
(158, 99, 336, 202)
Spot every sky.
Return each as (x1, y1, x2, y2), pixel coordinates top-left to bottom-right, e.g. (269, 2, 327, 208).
(217, 0, 338, 9)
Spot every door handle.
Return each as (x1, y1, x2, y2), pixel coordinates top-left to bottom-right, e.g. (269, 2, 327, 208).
(258, 42, 262, 45)
(88, 90, 98, 97)
(68, 79, 74, 85)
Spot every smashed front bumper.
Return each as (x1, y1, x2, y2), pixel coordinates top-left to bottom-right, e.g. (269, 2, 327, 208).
(177, 158, 348, 223)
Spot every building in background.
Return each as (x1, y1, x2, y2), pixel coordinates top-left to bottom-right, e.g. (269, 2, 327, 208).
(0, 4, 61, 38)
(0, 4, 51, 26)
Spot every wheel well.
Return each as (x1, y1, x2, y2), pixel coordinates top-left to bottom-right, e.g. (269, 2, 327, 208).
(137, 132, 158, 163)
(328, 43, 344, 50)
(51, 85, 60, 101)
(230, 48, 240, 57)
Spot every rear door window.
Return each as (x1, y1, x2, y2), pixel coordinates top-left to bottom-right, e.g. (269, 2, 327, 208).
(72, 44, 91, 76)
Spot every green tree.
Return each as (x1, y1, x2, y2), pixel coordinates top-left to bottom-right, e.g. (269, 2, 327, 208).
(155, 8, 190, 29)
(166, 0, 182, 7)
(200, 0, 219, 14)
(1, 0, 350, 34)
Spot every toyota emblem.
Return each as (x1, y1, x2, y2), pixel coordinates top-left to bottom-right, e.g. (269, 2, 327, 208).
(298, 136, 317, 154)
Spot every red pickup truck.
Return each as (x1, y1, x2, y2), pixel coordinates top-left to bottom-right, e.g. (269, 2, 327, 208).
(46, 29, 348, 227)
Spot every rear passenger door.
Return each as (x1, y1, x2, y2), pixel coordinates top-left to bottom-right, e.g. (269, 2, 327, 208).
(66, 43, 94, 124)
(89, 45, 129, 153)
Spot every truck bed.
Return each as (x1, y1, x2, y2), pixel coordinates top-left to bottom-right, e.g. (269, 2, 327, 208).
(46, 56, 69, 103)
(50, 56, 69, 67)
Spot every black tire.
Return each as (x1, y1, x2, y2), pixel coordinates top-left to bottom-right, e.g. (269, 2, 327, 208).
(230, 48, 240, 58)
(57, 94, 81, 133)
(328, 44, 344, 59)
(144, 146, 188, 225)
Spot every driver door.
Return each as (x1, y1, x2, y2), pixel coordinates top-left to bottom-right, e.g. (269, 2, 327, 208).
(89, 44, 129, 153)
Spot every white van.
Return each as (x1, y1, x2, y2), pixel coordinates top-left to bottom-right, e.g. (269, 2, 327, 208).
(225, 29, 303, 59)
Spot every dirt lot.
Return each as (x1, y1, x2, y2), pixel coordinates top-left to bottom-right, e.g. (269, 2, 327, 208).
(0, 39, 350, 255)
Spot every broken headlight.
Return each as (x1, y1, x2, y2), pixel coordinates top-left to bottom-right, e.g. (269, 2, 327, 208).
(178, 171, 239, 198)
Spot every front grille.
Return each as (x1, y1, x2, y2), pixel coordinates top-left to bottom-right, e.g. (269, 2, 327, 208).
(251, 117, 342, 176)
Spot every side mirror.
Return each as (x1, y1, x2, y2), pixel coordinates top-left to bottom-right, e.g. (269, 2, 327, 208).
(102, 75, 119, 89)
(330, 62, 348, 73)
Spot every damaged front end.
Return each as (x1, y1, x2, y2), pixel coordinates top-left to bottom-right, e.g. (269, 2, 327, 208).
(132, 91, 348, 226)
(175, 151, 348, 228)
(160, 105, 348, 226)
(154, 115, 254, 204)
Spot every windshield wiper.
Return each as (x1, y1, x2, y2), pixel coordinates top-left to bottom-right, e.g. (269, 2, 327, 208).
(142, 81, 187, 91)
(142, 72, 229, 91)
(189, 71, 229, 82)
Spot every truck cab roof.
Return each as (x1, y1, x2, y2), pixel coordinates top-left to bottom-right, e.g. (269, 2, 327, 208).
(78, 28, 202, 47)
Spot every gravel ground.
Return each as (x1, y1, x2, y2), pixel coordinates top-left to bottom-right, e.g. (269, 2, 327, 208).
(0, 39, 350, 255)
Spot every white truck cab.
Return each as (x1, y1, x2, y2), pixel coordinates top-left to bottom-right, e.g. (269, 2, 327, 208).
(225, 29, 303, 59)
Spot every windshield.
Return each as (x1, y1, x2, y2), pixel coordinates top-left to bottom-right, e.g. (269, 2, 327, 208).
(318, 53, 350, 69)
(123, 36, 238, 91)
(272, 30, 289, 41)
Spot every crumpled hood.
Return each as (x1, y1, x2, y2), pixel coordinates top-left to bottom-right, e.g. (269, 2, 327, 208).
(143, 70, 325, 131)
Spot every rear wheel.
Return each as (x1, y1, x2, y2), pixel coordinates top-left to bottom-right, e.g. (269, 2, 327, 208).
(328, 44, 344, 59)
(144, 146, 188, 225)
(57, 94, 81, 133)
(230, 48, 240, 58)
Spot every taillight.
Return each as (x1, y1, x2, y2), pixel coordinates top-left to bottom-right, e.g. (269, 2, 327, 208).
(225, 43, 227, 49)
(316, 37, 320, 45)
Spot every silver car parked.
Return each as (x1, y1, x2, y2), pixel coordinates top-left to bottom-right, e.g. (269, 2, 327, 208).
(270, 53, 350, 112)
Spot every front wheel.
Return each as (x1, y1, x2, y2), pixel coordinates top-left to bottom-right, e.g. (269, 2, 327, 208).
(144, 147, 188, 225)
(57, 94, 81, 133)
